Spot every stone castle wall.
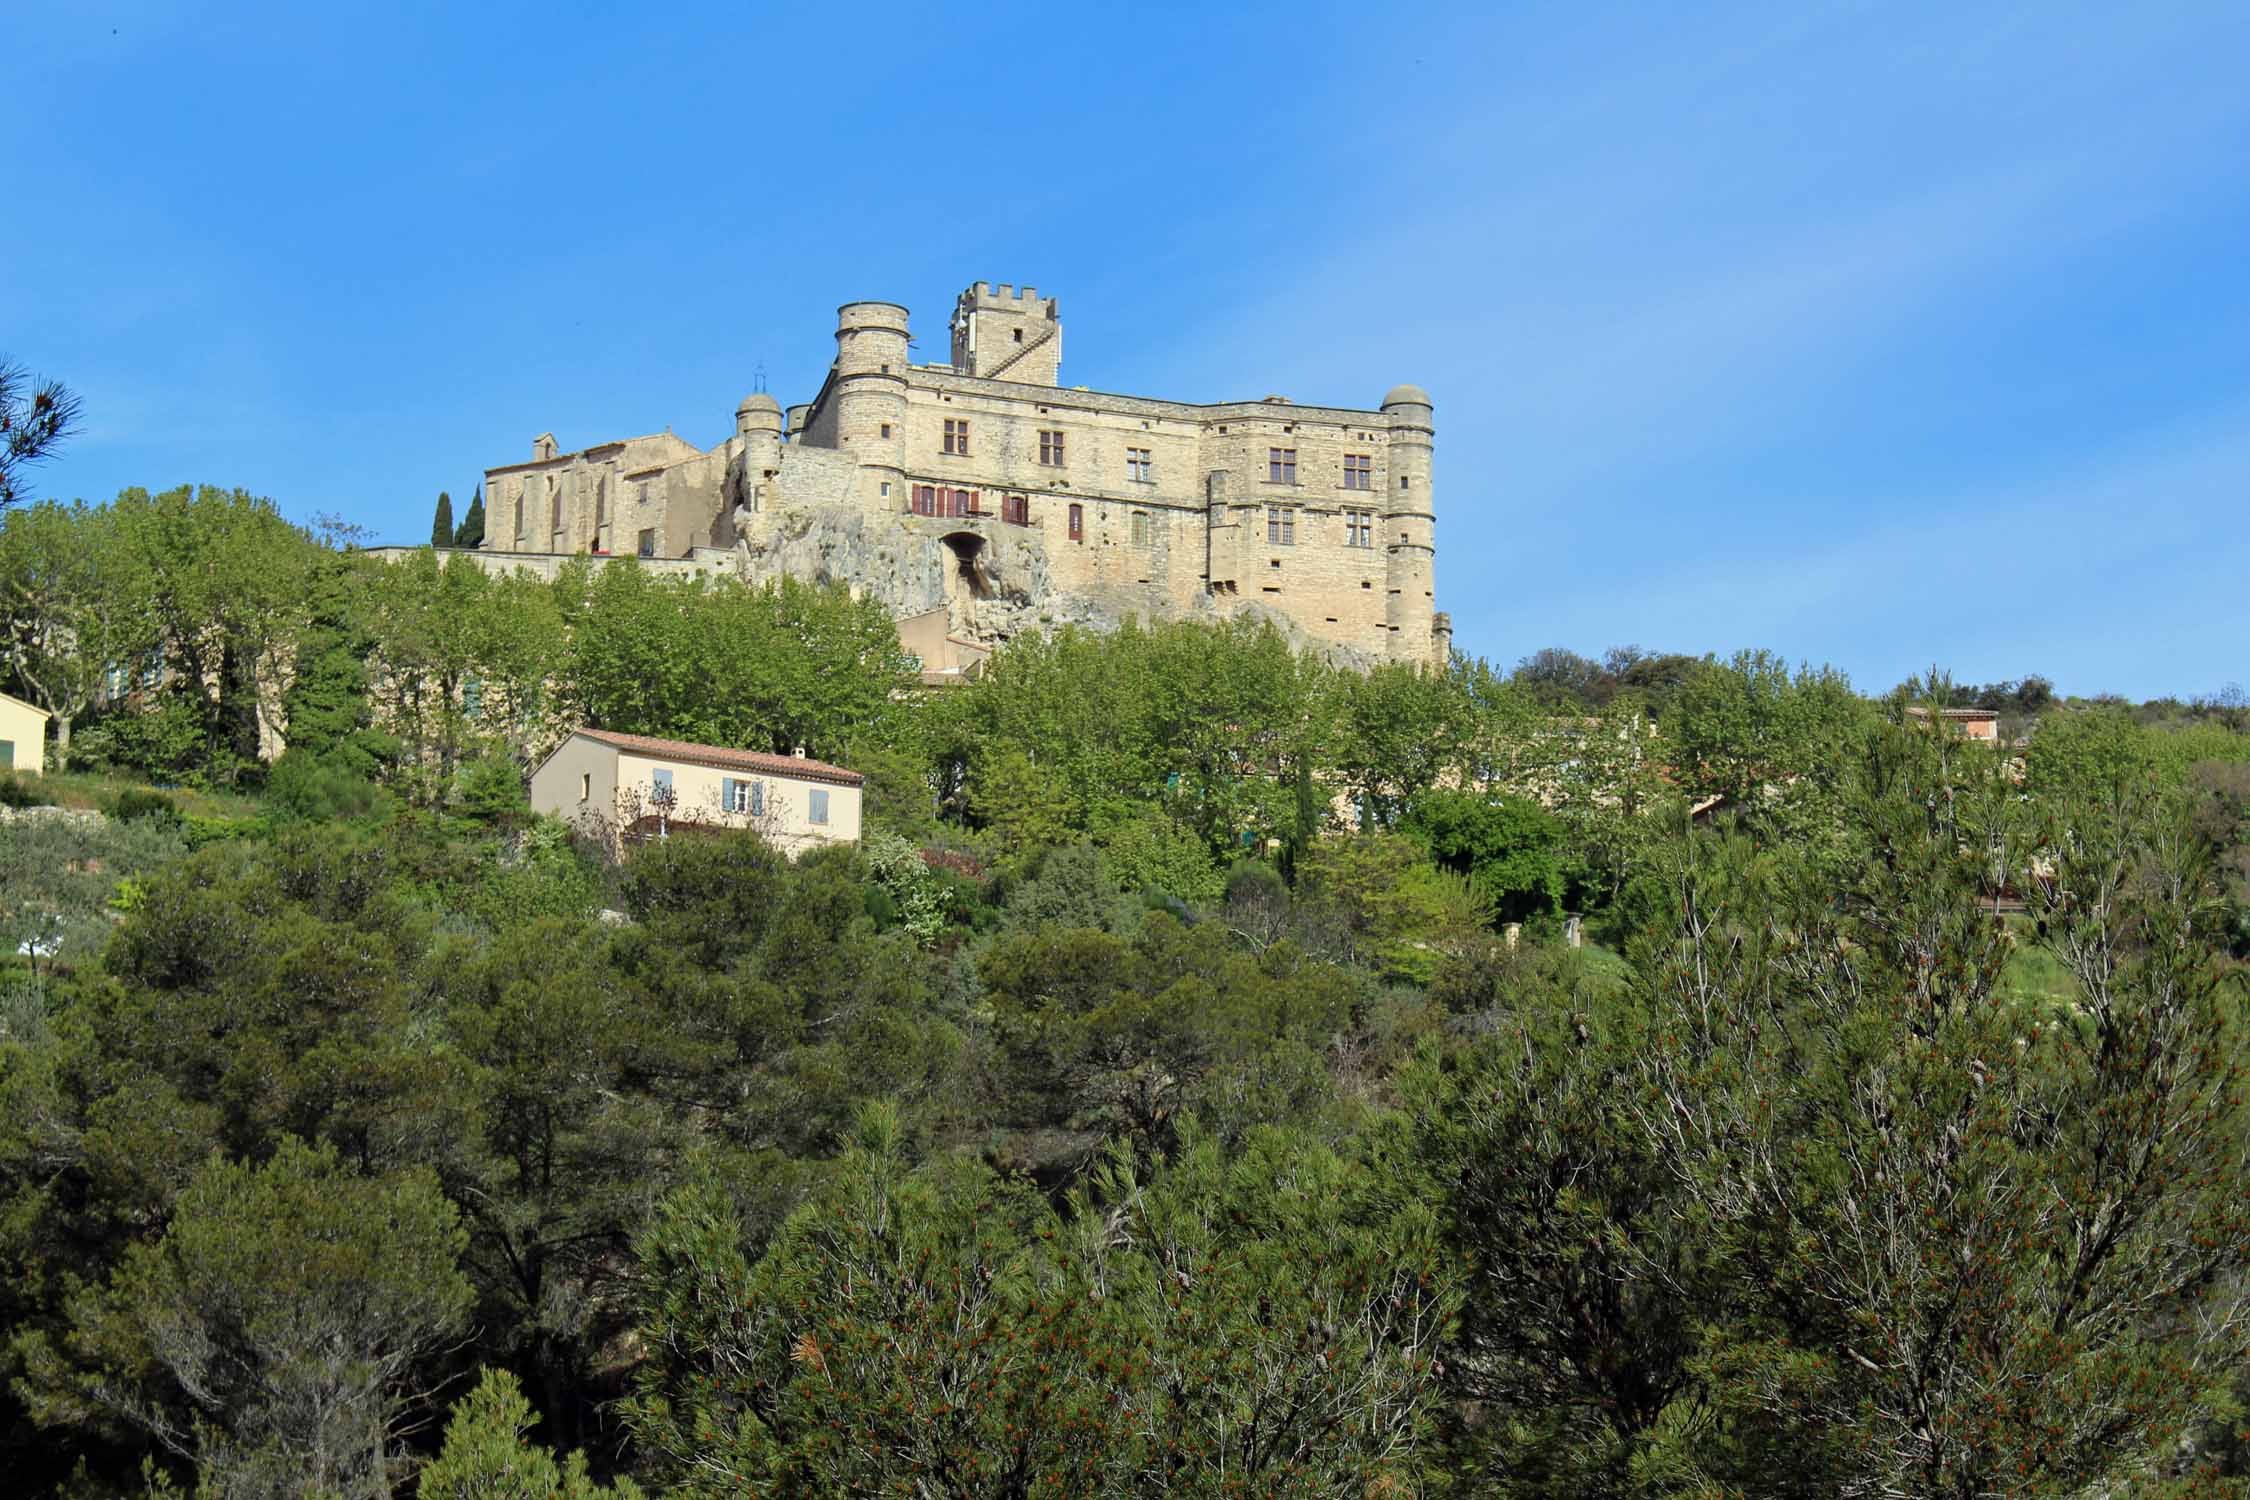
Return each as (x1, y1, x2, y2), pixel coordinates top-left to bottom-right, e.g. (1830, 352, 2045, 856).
(472, 282, 1448, 667)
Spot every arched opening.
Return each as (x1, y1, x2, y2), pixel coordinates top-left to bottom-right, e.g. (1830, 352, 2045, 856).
(941, 532, 992, 600)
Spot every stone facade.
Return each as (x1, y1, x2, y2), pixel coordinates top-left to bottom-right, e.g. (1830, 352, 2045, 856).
(474, 282, 1448, 667)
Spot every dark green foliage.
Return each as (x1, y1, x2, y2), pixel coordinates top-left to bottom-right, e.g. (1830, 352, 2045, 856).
(108, 787, 178, 825)
(264, 749, 391, 823)
(6, 485, 2250, 1499)
(429, 491, 454, 550)
(1404, 786, 1566, 922)
(454, 756, 528, 823)
(14, 1138, 471, 1500)
(0, 773, 50, 808)
(452, 485, 484, 548)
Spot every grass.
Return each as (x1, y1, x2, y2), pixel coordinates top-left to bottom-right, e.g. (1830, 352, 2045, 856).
(9, 769, 265, 820)
(1997, 917, 2080, 1010)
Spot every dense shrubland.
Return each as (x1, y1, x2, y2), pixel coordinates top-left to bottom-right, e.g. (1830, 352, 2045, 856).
(1, 489, 2248, 1497)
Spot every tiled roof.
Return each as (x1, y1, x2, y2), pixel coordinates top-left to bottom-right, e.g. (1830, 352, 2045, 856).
(574, 728, 865, 786)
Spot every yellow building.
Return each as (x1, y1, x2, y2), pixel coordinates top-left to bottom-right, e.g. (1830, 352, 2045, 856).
(528, 727, 864, 857)
(0, 691, 50, 776)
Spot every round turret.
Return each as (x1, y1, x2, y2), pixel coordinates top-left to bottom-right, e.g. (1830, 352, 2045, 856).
(735, 391, 783, 441)
(1380, 383, 1437, 666)
(833, 301, 911, 507)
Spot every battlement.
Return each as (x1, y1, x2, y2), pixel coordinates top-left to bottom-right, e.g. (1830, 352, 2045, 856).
(964, 280, 1059, 319)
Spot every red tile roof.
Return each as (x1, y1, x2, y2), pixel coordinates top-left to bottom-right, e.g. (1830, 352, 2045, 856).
(573, 728, 865, 786)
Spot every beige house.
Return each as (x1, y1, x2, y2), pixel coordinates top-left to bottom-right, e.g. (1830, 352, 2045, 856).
(0, 691, 50, 776)
(529, 727, 864, 856)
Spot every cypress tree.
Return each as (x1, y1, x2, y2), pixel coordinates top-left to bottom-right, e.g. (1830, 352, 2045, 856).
(453, 485, 485, 548)
(430, 490, 454, 548)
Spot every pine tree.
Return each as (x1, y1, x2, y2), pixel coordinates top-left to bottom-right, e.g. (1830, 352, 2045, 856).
(453, 485, 485, 548)
(430, 490, 454, 548)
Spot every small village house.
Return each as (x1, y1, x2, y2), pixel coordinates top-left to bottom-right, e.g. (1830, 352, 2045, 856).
(530, 728, 864, 856)
(1904, 706, 2002, 743)
(0, 691, 51, 776)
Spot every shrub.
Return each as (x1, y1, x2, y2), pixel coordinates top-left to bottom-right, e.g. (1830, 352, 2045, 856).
(456, 757, 529, 823)
(0, 774, 54, 809)
(265, 749, 392, 823)
(111, 787, 181, 826)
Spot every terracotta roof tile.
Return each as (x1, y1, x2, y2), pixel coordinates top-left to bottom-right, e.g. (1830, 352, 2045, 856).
(574, 728, 865, 786)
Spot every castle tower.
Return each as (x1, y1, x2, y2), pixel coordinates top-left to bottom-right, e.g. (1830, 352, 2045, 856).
(733, 391, 784, 526)
(1381, 384, 1437, 665)
(949, 282, 1062, 385)
(833, 302, 910, 508)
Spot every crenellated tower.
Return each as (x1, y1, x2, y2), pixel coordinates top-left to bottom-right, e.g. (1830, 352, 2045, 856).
(1380, 383, 1438, 665)
(832, 301, 910, 508)
(949, 282, 1062, 385)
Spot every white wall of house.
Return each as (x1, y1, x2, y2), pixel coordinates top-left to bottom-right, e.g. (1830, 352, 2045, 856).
(529, 733, 862, 856)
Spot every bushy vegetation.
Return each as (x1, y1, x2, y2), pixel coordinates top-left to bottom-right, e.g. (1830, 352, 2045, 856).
(1, 489, 2248, 1498)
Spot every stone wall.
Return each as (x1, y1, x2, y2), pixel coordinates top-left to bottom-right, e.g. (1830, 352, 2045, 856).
(468, 280, 1445, 668)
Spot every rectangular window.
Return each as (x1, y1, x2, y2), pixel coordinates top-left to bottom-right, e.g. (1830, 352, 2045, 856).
(637, 528, 656, 557)
(911, 484, 934, 515)
(808, 787, 830, 825)
(1038, 429, 1065, 466)
(1126, 447, 1152, 482)
(1131, 511, 1151, 545)
(550, 482, 563, 533)
(1003, 492, 1029, 525)
(1343, 509, 1373, 547)
(722, 777, 745, 813)
(1266, 506, 1296, 546)
(1343, 453, 1373, 489)
(1068, 502, 1083, 542)
(579, 772, 591, 803)
(1268, 448, 1297, 484)
(461, 674, 484, 721)
(651, 767, 674, 801)
(943, 418, 970, 455)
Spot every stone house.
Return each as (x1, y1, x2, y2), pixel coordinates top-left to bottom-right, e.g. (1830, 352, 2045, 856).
(529, 727, 864, 857)
(0, 690, 51, 775)
(461, 280, 1448, 669)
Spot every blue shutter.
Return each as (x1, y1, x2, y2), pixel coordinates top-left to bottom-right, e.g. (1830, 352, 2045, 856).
(751, 781, 765, 817)
(721, 776, 738, 812)
(809, 788, 829, 825)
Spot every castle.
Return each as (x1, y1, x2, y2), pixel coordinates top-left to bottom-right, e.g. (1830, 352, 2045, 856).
(473, 282, 1447, 668)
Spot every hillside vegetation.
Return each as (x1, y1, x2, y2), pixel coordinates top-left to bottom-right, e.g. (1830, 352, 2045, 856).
(1, 488, 2248, 1497)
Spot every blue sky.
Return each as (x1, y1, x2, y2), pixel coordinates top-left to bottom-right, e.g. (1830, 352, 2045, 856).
(7, 1, 2247, 698)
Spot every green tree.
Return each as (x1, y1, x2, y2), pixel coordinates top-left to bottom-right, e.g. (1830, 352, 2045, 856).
(1404, 787, 1566, 924)
(1295, 832, 1491, 984)
(363, 549, 562, 803)
(106, 486, 323, 783)
(430, 491, 455, 550)
(556, 563, 913, 763)
(0, 357, 81, 509)
(1630, 711, 2250, 1496)
(16, 1138, 471, 1500)
(0, 499, 152, 763)
(453, 486, 486, 549)
(418, 1368, 643, 1500)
